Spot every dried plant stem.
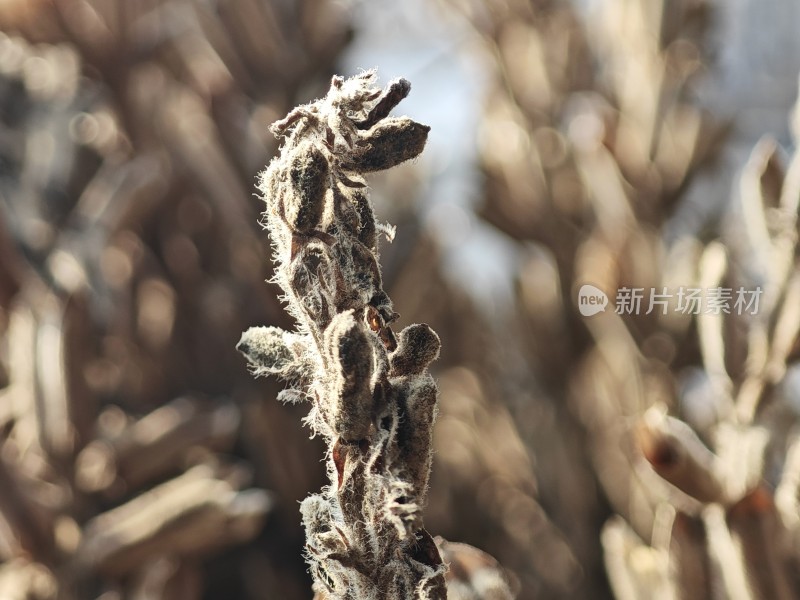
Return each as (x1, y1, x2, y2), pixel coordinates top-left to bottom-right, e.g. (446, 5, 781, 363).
(238, 71, 447, 599)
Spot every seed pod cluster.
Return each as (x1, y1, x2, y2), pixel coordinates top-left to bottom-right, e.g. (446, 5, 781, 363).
(238, 71, 446, 599)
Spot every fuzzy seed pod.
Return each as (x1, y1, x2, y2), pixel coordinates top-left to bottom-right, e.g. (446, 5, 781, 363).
(325, 311, 375, 441)
(396, 377, 439, 495)
(356, 77, 411, 130)
(285, 141, 330, 233)
(346, 118, 430, 173)
(237, 326, 303, 378)
(390, 324, 441, 377)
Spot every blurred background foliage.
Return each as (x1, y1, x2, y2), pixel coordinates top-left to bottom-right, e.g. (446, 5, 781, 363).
(0, 0, 799, 599)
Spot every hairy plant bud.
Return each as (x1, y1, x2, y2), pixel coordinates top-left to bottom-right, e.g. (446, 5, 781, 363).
(397, 377, 439, 495)
(285, 141, 330, 233)
(237, 326, 301, 377)
(325, 311, 375, 441)
(390, 324, 441, 377)
(346, 117, 430, 173)
(356, 77, 411, 130)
